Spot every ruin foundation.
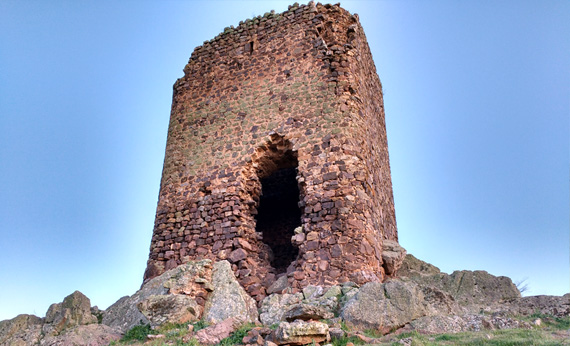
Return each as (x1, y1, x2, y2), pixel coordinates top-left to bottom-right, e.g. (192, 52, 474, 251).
(144, 2, 398, 303)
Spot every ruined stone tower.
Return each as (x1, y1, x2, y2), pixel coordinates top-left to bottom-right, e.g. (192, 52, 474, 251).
(144, 2, 398, 302)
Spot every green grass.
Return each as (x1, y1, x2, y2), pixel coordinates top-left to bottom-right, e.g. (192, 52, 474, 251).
(383, 328, 569, 346)
(330, 335, 365, 346)
(120, 324, 155, 343)
(218, 323, 255, 346)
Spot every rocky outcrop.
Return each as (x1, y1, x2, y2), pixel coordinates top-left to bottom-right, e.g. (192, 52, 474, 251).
(42, 291, 98, 337)
(0, 314, 44, 346)
(0, 291, 120, 346)
(203, 261, 258, 324)
(506, 294, 570, 317)
(398, 255, 521, 308)
(39, 324, 121, 346)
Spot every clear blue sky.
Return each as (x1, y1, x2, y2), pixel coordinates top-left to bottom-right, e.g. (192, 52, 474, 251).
(1, 1, 568, 320)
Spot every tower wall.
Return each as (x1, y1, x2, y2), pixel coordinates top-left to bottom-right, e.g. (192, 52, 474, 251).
(145, 2, 397, 303)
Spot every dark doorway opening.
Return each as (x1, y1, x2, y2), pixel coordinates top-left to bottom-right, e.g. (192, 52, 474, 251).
(255, 153, 301, 274)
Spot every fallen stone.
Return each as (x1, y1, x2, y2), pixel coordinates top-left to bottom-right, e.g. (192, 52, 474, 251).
(267, 275, 289, 295)
(284, 303, 334, 321)
(203, 260, 258, 324)
(191, 317, 242, 345)
(137, 294, 201, 327)
(381, 240, 407, 276)
(272, 320, 329, 345)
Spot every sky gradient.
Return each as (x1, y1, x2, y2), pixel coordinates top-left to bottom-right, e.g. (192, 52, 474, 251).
(1, 0, 568, 320)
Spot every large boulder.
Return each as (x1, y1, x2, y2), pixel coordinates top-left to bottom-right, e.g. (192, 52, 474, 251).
(203, 261, 258, 324)
(102, 259, 213, 333)
(259, 293, 304, 326)
(42, 291, 98, 336)
(341, 280, 429, 333)
(137, 294, 201, 327)
(39, 324, 121, 346)
(0, 314, 44, 346)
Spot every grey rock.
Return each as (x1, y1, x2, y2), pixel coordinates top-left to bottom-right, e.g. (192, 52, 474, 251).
(273, 320, 329, 345)
(409, 315, 467, 334)
(302, 285, 323, 300)
(267, 275, 289, 295)
(397, 254, 441, 278)
(328, 327, 345, 339)
(322, 286, 342, 299)
(203, 260, 258, 324)
(39, 324, 120, 346)
(102, 259, 212, 333)
(259, 293, 304, 326)
(399, 255, 520, 307)
(340, 281, 428, 333)
(508, 295, 570, 317)
(43, 291, 98, 336)
(0, 314, 44, 346)
(137, 294, 201, 327)
(381, 240, 407, 276)
(284, 303, 334, 321)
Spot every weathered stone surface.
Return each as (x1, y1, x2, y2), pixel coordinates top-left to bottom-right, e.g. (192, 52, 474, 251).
(0, 314, 43, 346)
(267, 275, 289, 295)
(203, 260, 258, 324)
(409, 313, 532, 335)
(340, 281, 428, 333)
(191, 317, 242, 345)
(103, 259, 212, 333)
(39, 324, 121, 346)
(507, 294, 570, 317)
(42, 291, 98, 336)
(381, 240, 407, 276)
(137, 294, 201, 327)
(284, 303, 334, 321)
(397, 254, 441, 278)
(259, 293, 304, 326)
(272, 320, 329, 345)
(399, 255, 520, 307)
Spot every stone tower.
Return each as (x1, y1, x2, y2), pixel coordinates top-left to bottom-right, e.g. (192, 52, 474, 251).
(144, 2, 398, 303)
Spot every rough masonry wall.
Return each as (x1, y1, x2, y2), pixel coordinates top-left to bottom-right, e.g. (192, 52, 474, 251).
(145, 2, 398, 303)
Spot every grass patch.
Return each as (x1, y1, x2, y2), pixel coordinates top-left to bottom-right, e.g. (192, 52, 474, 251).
(331, 335, 365, 346)
(218, 323, 255, 346)
(120, 324, 155, 343)
(385, 328, 569, 346)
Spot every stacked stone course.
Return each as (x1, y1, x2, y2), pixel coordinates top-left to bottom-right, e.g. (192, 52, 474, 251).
(145, 1, 398, 304)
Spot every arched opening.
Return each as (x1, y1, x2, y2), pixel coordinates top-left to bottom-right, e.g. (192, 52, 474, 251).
(253, 139, 301, 274)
